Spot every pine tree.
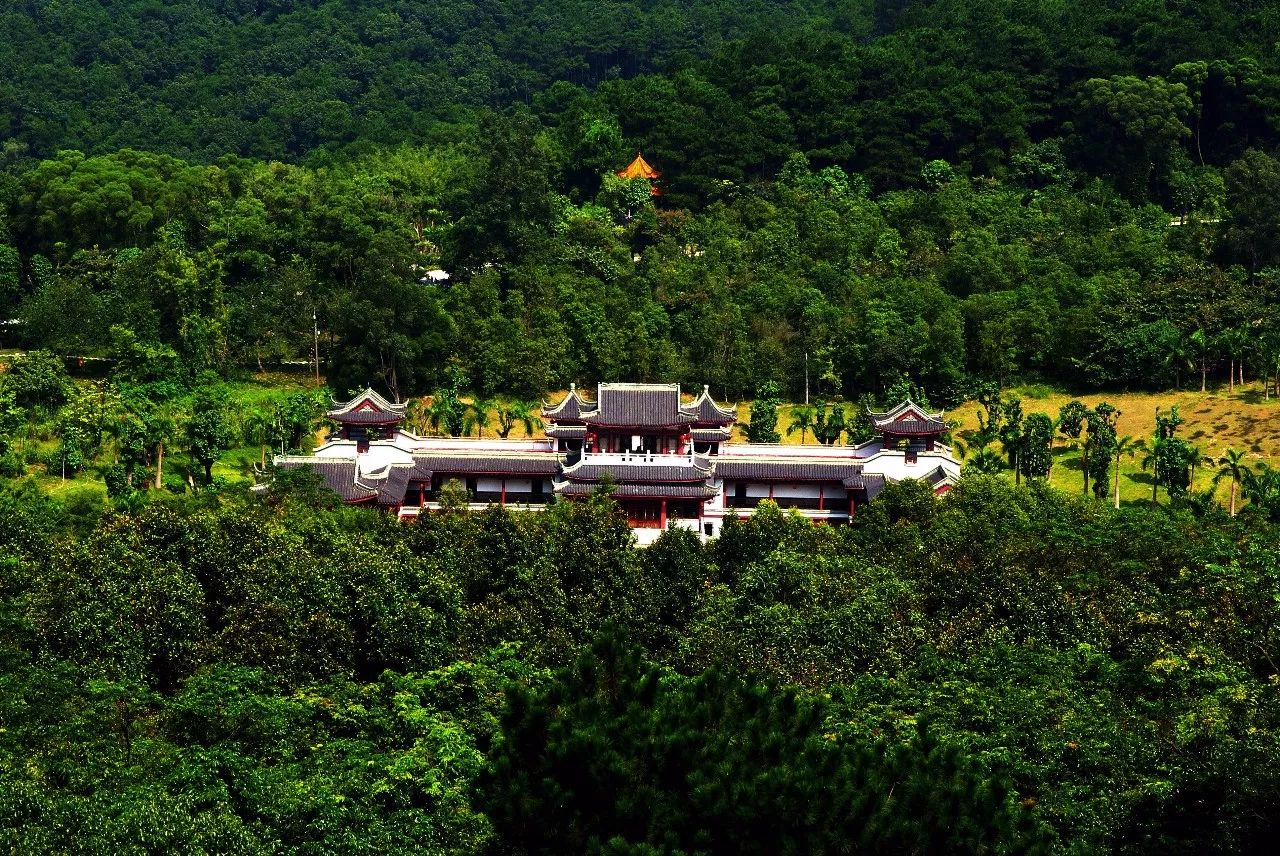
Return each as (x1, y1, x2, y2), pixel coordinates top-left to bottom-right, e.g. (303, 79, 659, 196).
(480, 632, 1053, 855)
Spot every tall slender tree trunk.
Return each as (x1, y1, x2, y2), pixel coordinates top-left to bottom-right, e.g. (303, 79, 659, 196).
(1152, 470, 1159, 505)
(1114, 453, 1122, 508)
(154, 441, 164, 490)
(1231, 478, 1237, 517)
(1202, 358, 1207, 392)
(1229, 359, 1235, 393)
(1081, 448, 1089, 496)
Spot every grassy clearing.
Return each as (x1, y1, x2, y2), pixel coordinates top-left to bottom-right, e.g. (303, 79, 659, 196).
(946, 384, 1280, 504)
(706, 385, 1278, 506)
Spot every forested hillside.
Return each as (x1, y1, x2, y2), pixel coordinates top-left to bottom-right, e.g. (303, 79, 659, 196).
(7, 3, 1280, 853)
(3, 478, 1280, 853)
(3, 1, 1280, 403)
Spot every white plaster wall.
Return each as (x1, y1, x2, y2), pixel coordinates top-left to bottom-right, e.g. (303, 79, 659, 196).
(633, 528, 664, 547)
(355, 444, 415, 474)
(719, 443, 861, 459)
(398, 434, 555, 453)
(859, 449, 961, 482)
(313, 442, 357, 460)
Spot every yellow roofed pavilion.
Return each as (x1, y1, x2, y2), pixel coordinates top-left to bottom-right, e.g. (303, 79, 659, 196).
(617, 152, 662, 195)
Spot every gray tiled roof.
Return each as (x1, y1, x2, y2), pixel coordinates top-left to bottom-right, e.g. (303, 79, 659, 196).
(545, 425, 587, 439)
(868, 399, 946, 433)
(542, 385, 589, 420)
(923, 465, 952, 487)
(556, 481, 719, 499)
(561, 456, 712, 483)
(377, 465, 412, 506)
(684, 387, 735, 424)
(328, 388, 407, 420)
(715, 459, 864, 482)
(879, 418, 947, 434)
(691, 427, 732, 442)
(411, 452, 561, 475)
(582, 384, 695, 427)
(274, 458, 379, 502)
(329, 409, 407, 425)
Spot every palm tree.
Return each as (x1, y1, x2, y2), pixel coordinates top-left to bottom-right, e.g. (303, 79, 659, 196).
(244, 405, 274, 466)
(1161, 332, 1194, 390)
(406, 397, 433, 435)
(1214, 449, 1249, 516)
(969, 445, 1007, 474)
(1112, 436, 1144, 508)
(1189, 328, 1210, 392)
(1141, 436, 1164, 505)
(149, 405, 181, 492)
(1241, 463, 1280, 517)
(953, 436, 1005, 474)
(1187, 446, 1211, 493)
(466, 397, 495, 438)
(786, 406, 816, 444)
(425, 394, 463, 436)
(496, 400, 540, 439)
(1217, 326, 1250, 394)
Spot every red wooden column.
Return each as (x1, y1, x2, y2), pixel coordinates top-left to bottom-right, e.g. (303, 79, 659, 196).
(818, 485, 824, 511)
(660, 498, 668, 529)
(848, 497, 856, 518)
(500, 479, 507, 505)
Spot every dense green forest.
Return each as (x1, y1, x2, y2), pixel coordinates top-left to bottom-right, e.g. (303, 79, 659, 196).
(3, 477, 1280, 852)
(8, 3, 1280, 852)
(4, 1, 1280, 402)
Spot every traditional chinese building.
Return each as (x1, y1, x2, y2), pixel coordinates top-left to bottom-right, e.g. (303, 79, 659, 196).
(867, 399, 948, 465)
(326, 388, 407, 451)
(616, 152, 662, 196)
(267, 383, 961, 545)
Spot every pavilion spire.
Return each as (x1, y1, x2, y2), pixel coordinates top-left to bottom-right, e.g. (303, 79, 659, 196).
(617, 152, 662, 195)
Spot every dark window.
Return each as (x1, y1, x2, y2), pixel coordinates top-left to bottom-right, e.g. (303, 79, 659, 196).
(532, 479, 546, 497)
(465, 477, 478, 494)
(704, 523, 714, 537)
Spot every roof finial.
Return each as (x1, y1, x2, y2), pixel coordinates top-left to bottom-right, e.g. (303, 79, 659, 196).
(569, 382, 576, 393)
(703, 384, 710, 393)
